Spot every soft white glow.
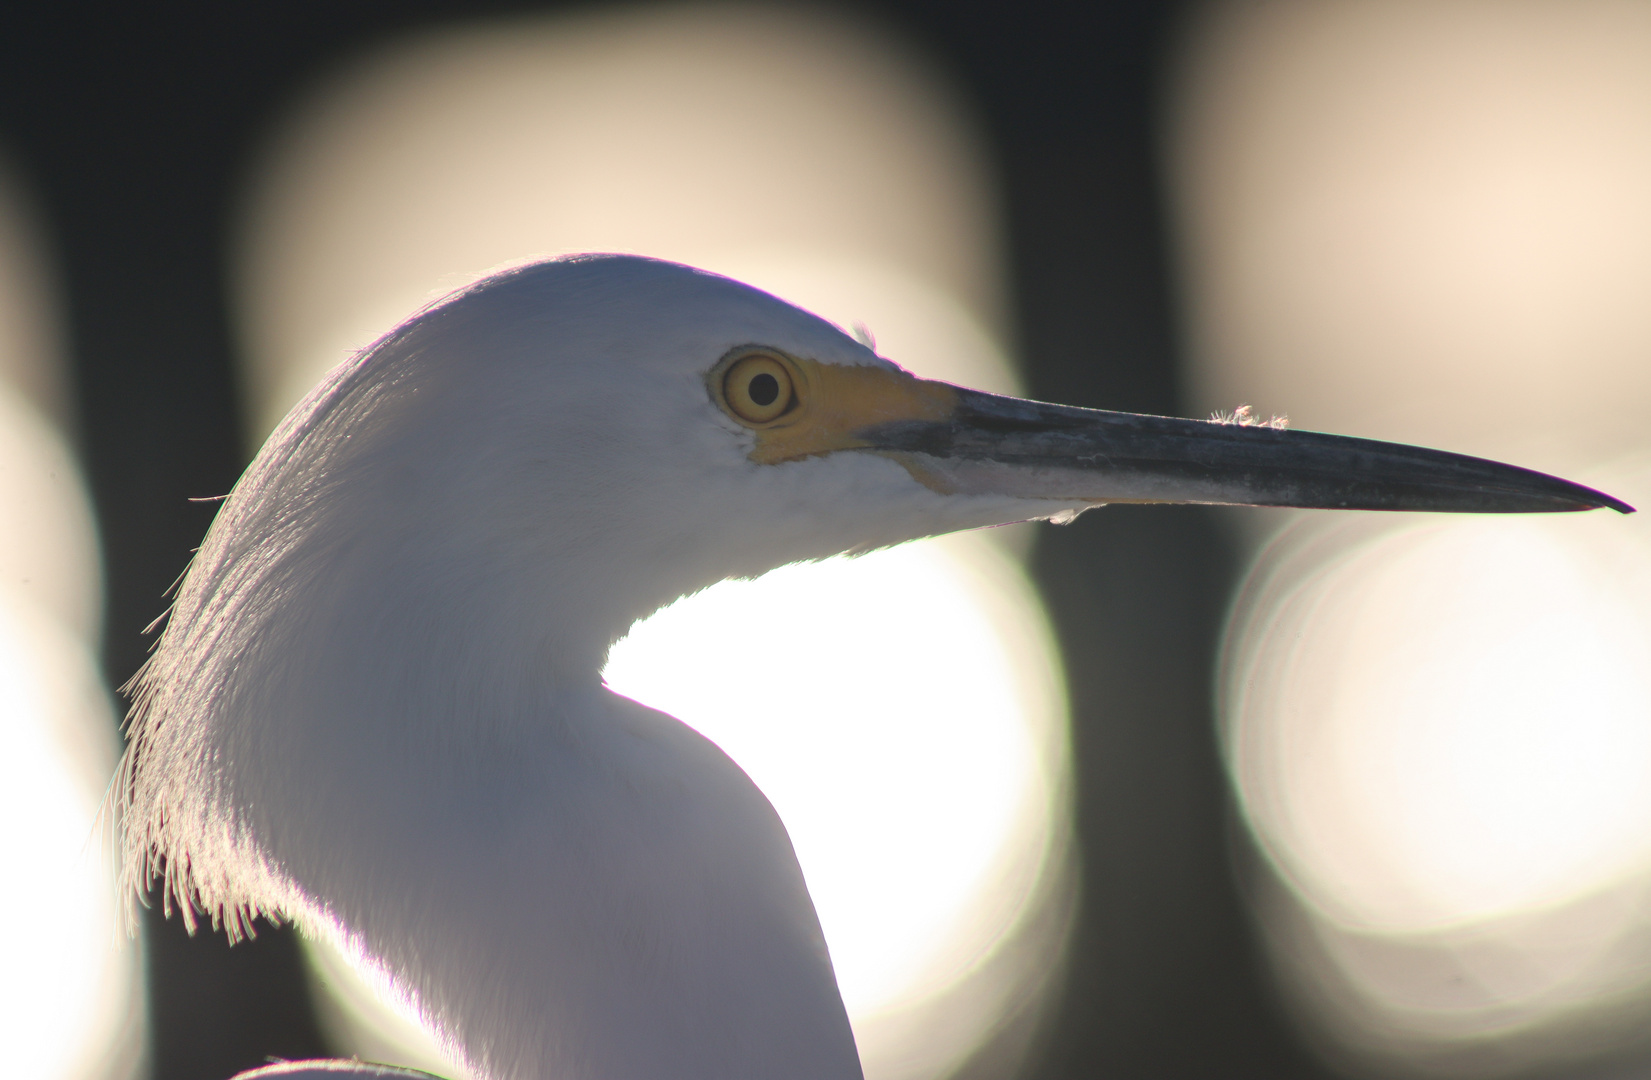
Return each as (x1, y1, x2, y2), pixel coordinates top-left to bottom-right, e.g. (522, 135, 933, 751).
(236, 5, 1006, 444)
(0, 390, 102, 642)
(234, 7, 1071, 1078)
(1220, 478, 1651, 1065)
(604, 534, 1065, 1015)
(1173, 0, 1651, 466)
(0, 599, 139, 1080)
(1227, 510, 1651, 934)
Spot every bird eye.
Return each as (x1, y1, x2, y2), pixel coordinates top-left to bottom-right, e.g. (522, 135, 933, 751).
(722, 354, 795, 424)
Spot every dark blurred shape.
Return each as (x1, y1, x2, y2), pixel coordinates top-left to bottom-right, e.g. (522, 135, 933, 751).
(146, 914, 332, 1079)
(969, 4, 1331, 1075)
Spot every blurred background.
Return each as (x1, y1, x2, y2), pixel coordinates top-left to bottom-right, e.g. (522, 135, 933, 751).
(3, 1, 1650, 1079)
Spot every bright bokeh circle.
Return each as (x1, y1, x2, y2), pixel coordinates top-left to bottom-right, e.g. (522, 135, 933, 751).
(0, 598, 139, 1080)
(604, 532, 1067, 1016)
(1225, 511, 1651, 934)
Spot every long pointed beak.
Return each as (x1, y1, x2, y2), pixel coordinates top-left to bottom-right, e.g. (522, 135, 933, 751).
(861, 388, 1632, 515)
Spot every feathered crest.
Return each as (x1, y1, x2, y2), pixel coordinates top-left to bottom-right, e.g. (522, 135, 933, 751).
(1209, 403, 1289, 430)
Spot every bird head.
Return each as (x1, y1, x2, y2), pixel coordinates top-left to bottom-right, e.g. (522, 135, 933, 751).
(116, 253, 1626, 940)
(142, 253, 1630, 710)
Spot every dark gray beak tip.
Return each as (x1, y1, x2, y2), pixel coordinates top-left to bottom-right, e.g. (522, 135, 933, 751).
(1171, 426, 1641, 516)
(1593, 490, 1636, 515)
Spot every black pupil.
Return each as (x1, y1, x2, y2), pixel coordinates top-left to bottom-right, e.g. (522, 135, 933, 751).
(747, 372, 781, 407)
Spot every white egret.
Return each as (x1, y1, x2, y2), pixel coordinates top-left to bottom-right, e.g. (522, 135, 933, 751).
(112, 255, 1628, 1080)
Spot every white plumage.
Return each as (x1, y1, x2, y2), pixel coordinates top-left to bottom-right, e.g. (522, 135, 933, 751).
(117, 257, 1071, 1080)
(114, 255, 1625, 1080)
